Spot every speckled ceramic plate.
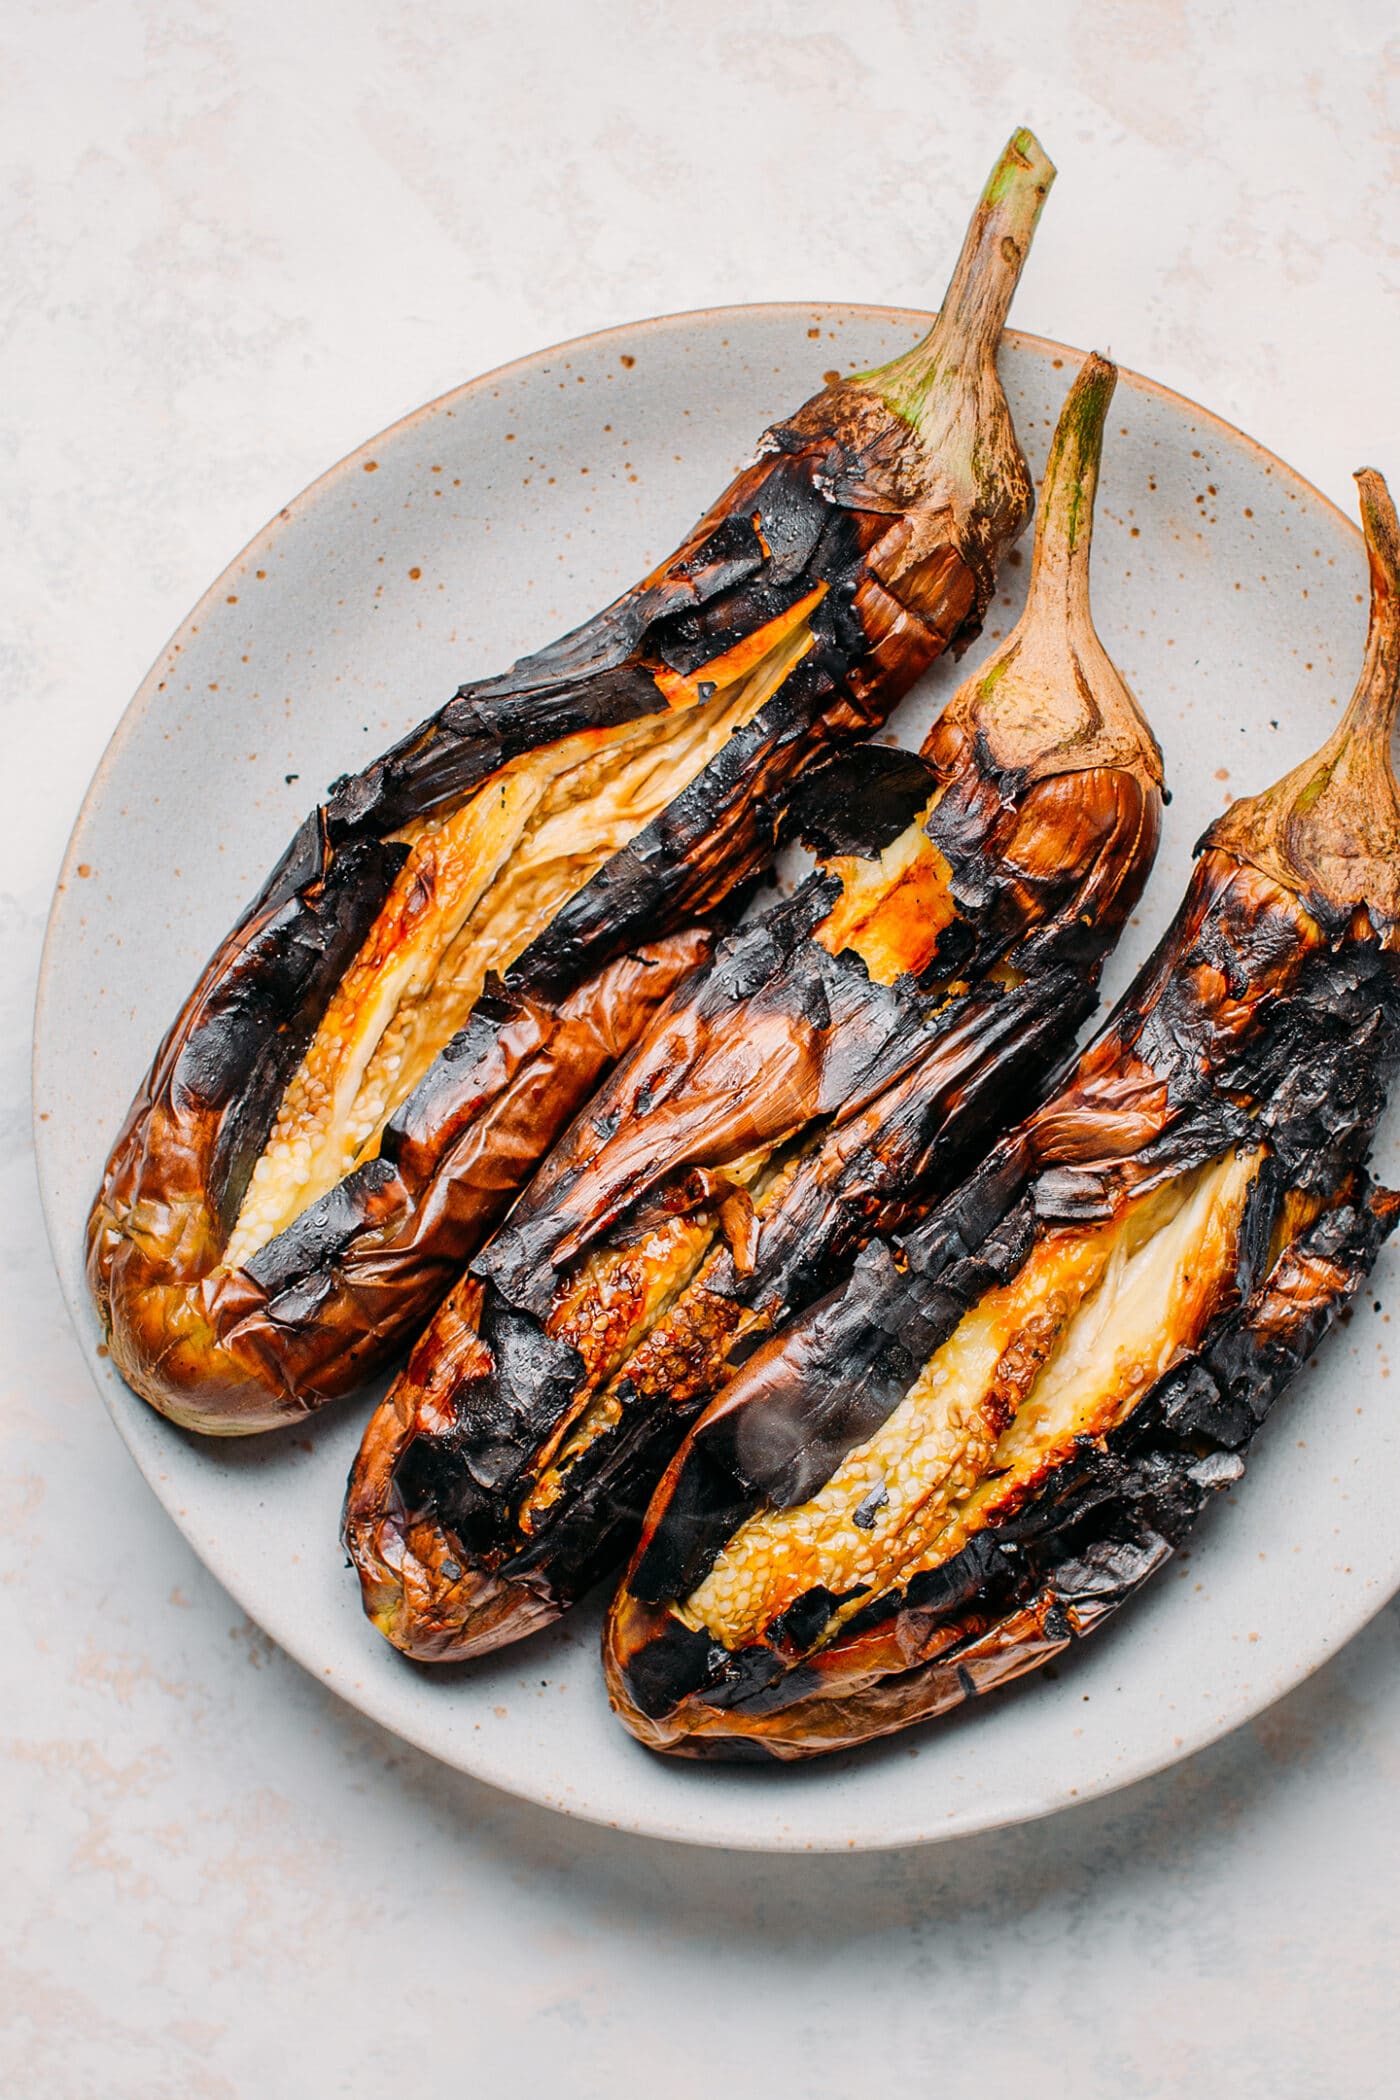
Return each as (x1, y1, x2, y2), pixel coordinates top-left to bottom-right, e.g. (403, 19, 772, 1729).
(34, 306, 1400, 1852)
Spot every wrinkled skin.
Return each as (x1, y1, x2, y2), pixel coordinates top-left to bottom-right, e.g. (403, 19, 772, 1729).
(604, 470, 1400, 1758)
(609, 1176, 1397, 1759)
(345, 354, 1167, 1661)
(346, 747, 1160, 1659)
(90, 935, 713, 1431)
(87, 128, 1057, 1436)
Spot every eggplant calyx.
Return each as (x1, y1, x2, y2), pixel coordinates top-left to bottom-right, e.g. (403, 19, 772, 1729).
(1205, 468, 1400, 934)
(944, 352, 1164, 794)
(834, 128, 1055, 570)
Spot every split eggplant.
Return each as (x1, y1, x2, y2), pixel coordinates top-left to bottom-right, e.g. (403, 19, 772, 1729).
(87, 130, 1055, 1435)
(344, 353, 1165, 1661)
(605, 470, 1400, 1760)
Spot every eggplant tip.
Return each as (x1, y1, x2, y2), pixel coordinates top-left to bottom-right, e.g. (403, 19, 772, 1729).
(1356, 468, 1400, 587)
(1004, 126, 1055, 184)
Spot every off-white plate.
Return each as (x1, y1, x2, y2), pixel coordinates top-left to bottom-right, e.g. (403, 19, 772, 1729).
(35, 306, 1400, 1852)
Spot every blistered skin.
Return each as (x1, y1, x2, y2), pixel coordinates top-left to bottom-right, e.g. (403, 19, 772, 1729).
(85, 362, 995, 1434)
(603, 471, 1400, 1757)
(91, 935, 714, 1432)
(604, 472, 1400, 1755)
(88, 128, 1059, 1436)
(609, 1178, 1397, 1758)
(344, 750, 1160, 1659)
(342, 350, 1168, 1660)
(606, 852, 1400, 1755)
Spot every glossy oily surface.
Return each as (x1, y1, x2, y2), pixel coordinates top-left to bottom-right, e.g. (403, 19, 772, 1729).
(35, 304, 1398, 1850)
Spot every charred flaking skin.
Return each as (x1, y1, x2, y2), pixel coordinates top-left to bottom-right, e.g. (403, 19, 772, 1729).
(604, 471, 1400, 1760)
(344, 354, 1165, 1663)
(88, 131, 1055, 1435)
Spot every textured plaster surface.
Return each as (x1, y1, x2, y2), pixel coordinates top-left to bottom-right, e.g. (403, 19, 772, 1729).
(5, 2, 1399, 2093)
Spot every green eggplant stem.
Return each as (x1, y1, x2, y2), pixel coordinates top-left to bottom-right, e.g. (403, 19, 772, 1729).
(856, 127, 1056, 424)
(1022, 351, 1116, 621)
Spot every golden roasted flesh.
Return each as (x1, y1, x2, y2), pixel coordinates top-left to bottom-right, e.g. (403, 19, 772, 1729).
(680, 1148, 1261, 1650)
(89, 129, 1058, 1433)
(604, 471, 1400, 1761)
(343, 351, 1168, 1661)
(225, 596, 820, 1268)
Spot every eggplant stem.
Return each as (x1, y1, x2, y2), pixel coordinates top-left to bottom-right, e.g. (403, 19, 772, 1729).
(1023, 351, 1116, 623)
(933, 347, 1161, 793)
(1345, 468, 1400, 754)
(855, 128, 1056, 421)
(1204, 467, 1400, 926)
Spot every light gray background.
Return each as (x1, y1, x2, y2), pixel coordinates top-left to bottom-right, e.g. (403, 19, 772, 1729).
(6, 2, 1398, 2093)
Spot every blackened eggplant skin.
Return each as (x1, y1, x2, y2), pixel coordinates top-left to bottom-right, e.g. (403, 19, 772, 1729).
(345, 355, 1166, 1662)
(88, 131, 1055, 1436)
(605, 470, 1400, 1760)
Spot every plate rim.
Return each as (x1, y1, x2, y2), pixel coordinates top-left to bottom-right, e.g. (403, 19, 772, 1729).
(32, 301, 1386, 1854)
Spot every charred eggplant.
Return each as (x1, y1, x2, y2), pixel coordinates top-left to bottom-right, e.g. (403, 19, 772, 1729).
(604, 471, 1400, 1760)
(345, 353, 1165, 1661)
(88, 131, 1055, 1434)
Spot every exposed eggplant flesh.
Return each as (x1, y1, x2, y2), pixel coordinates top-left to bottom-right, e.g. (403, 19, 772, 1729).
(344, 353, 1166, 1661)
(604, 470, 1400, 1759)
(224, 601, 821, 1269)
(88, 130, 1055, 1434)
